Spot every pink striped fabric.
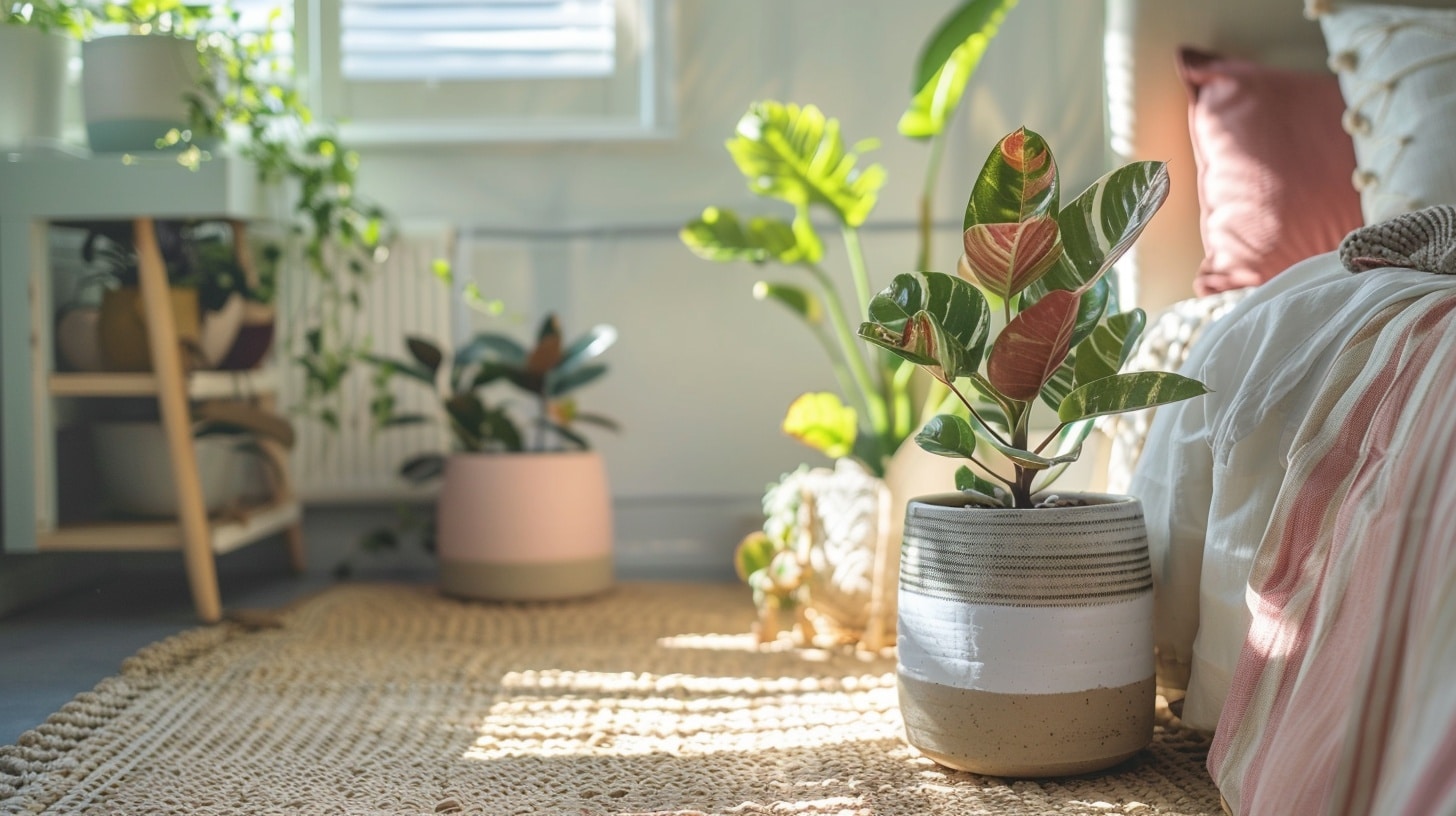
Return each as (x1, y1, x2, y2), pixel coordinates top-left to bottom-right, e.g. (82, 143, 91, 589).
(1209, 291, 1456, 815)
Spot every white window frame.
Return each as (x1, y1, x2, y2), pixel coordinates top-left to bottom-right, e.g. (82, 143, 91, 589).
(297, 0, 676, 145)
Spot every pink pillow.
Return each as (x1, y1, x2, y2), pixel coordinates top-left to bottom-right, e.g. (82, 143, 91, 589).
(1177, 47, 1363, 296)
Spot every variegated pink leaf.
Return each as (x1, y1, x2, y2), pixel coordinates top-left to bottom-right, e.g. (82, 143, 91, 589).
(960, 215, 1062, 300)
(986, 289, 1078, 401)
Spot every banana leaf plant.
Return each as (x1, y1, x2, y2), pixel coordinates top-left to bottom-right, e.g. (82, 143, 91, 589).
(859, 127, 1209, 509)
(366, 314, 619, 486)
(681, 0, 1019, 479)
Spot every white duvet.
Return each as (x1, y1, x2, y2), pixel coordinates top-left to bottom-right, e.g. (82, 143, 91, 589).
(1130, 250, 1456, 730)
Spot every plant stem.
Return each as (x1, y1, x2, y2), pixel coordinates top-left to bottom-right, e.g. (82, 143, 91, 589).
(1033, 422, 1068, 456)
(945, 379, 1011, 448)
(841, 227, 874, 320)
(807, 263, 888, 437)
(916, 131, 950, 273)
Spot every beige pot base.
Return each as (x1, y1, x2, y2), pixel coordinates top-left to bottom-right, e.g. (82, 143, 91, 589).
(439, 555, 613, 602)
(899, 673, 1155, 777)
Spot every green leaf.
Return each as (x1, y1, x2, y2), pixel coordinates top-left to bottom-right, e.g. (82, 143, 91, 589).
(858, 320, 938, 369)
(1040, 353, 1077, 412)
(406, 336, 443, 377)
(573, 412, 621, 433)
(483, 407, 525, 452)
(1058, 372, 1211, 424)
(1056, 161, 1171, 292)
(781, 392, 859, 460)
(681, 207, 818, 265)
(922, 271, 991, 375)
(558, 325, 618, 376)
(360, 527, 399, 553)
(547, 363, 608, 397)
(444, 394, 488, 450)
(964, 127, 1059, 230)
(382, 413, 431, 427)
(398, 453, 446, 484)
(455, 332, 527, 367)
(735, 532, 777, 583)
(986, 289, 1079, 401)
(547, 421, 591, 450)
(900, 0, 1021, 139)
(726, 101, 886, 227)
(1073, 309, 1147, 388)
(915, 414, 979, 459)
(867, 273, 924, 333)
(754, 281, 823, 325)
(361, 353, 435, 387)
(955, 465, 1004, 504)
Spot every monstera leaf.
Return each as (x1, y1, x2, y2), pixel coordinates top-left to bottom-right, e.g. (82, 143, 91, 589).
(726, 101, 886, 228)
(964, 127, 1060, 229)
(782, 392, 859, 460)
(681, 206, 822, 265)
(900, 0, 1021, 139)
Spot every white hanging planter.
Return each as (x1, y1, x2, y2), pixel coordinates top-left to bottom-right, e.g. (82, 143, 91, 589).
(0, 26, 71, 150)
(436, 450, 614, 601)
(896, 491, 1155, 777)
(81, 35, 204, 153)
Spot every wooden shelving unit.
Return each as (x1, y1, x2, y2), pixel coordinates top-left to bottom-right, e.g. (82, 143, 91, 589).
(0, 152, 304, 623)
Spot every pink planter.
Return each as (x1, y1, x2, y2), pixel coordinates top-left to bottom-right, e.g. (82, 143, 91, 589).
(436, 451, 614, 601)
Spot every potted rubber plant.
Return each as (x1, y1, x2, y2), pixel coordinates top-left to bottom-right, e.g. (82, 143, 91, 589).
(682, 0, 1021, 646)
(366, 314, 620, 601)
(859, 126, 1207, 777)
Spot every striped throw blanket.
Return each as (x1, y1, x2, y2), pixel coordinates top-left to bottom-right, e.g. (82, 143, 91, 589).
(1208, 289, 1456, 814)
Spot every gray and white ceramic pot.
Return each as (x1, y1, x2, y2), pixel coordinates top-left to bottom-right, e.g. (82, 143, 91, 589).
(896, 491, 1155, 777)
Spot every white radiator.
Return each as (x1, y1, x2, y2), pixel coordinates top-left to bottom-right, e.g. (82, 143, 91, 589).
(280, 226, 456, 503)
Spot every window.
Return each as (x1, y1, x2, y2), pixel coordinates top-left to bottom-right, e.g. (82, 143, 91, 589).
(298, 0, 674, 143)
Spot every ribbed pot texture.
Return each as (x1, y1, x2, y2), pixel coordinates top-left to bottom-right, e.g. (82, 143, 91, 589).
(896, 492, 1155, 777)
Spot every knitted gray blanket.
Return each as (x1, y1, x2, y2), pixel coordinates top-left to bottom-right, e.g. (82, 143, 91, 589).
(1340, 205, 1456, 275)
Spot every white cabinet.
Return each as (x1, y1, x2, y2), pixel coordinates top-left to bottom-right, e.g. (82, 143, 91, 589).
(0, 152, 304, 622)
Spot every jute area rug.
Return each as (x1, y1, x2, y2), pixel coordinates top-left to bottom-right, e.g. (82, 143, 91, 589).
(0, 583, 1222, 815)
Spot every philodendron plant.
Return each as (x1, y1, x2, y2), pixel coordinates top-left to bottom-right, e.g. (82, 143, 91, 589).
(859, 127, 1209, 509)
(367, 314, 620, 485)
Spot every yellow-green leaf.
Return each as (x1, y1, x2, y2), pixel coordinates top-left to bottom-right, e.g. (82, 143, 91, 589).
(782, 392, 859, 459)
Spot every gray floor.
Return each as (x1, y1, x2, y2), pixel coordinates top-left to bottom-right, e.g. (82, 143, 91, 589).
(0, 543, 365, 747)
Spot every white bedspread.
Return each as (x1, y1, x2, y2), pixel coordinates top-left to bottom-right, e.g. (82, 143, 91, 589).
(1130, 250, 1456, 730)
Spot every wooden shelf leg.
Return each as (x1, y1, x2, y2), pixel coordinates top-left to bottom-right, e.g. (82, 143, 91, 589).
(134, 217, 222, 623)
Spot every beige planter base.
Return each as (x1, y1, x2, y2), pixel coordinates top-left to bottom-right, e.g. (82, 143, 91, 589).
(439, 555, 613, 602)
(899, 673, 1155, 777)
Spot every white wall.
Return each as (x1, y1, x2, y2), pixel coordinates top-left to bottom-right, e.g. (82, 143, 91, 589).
(351, 0, 1109, 557)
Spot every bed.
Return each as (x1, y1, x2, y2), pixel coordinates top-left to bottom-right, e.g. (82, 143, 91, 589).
(1107, 1, 1456, 813)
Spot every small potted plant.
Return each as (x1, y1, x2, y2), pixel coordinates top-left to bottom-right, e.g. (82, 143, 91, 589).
(858, 127, 1208, 777)
(1, 0, 84, 149)
(367, 314, 620, 601)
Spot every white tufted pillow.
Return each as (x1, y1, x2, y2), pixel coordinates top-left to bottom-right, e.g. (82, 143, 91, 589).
(1320, 4, 1456, 224)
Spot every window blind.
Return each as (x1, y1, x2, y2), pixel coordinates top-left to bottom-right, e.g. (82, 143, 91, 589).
(338, 0, 617, 82)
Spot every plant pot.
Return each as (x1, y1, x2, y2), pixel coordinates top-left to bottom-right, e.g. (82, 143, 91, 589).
(91, 422, 243, 517)
(436, 451, 613, 601)
(0, 26, 70, 150)
(198, 292, 244, 369)
(896, 491, 1155, 777)
(55, 305, 105, 372)
(97, 286, 201, 371)
(218, 301, 275, 370)
(81, 35, 206, 153)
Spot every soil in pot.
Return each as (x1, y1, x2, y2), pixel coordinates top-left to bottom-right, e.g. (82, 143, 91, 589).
(896, 491, 1155, 777)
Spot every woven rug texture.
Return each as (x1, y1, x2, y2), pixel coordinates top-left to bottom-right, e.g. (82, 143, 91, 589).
(0, 583, 1222, 815)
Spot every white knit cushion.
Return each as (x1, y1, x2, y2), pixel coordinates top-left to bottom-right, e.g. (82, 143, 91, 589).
(1321, 4, 1456, 224)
